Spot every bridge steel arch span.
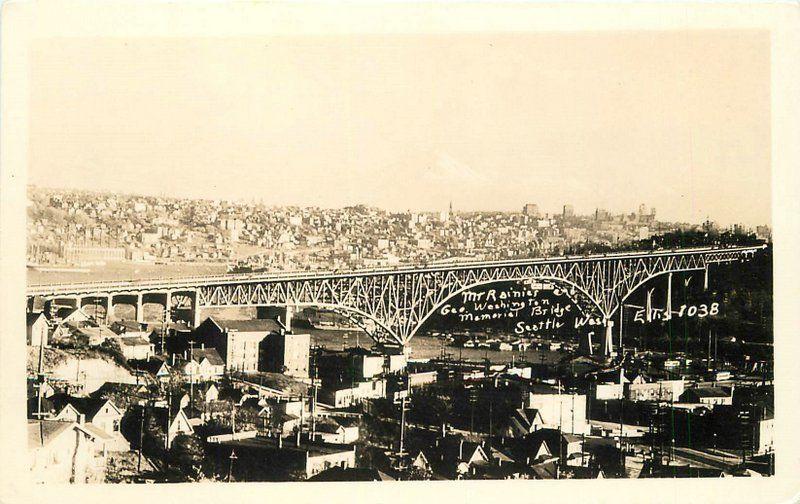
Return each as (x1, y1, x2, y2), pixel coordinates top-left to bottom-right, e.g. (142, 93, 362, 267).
(194, 245, 764, 347)
(406, 275, 607, 342)
(27, 246, 766, 351)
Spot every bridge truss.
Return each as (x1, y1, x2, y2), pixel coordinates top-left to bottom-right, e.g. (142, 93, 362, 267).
(29, 246, 765, 351)
(196, 246, 763, 346)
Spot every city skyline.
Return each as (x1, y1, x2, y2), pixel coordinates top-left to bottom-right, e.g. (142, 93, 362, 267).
(27, 183, 768, 229)
(29, 31, 770, 227)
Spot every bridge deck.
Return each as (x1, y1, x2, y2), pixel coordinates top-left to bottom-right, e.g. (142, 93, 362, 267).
(26, 245, 765, 297)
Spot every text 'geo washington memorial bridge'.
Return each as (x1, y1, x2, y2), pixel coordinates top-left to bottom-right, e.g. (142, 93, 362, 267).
(27, 245, 766, 356)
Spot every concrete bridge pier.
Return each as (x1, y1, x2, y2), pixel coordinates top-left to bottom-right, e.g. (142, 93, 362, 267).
(109, 293, 142, 324)
(135, 294, 144, 324)
(78, 295, 109, 323)
(603, 318, 615, 357)
(44, 297, 79, 319)
(164, 291, 172, 323)
(105, 295, 114, 323)
(580, 331, 595, 356)
(191, 290, 202, 328)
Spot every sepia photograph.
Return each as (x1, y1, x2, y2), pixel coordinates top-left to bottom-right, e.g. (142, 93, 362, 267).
(2, 1, 799, 499)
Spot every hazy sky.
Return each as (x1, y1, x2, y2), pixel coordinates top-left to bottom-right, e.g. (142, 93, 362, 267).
(29, 31, 770, 226)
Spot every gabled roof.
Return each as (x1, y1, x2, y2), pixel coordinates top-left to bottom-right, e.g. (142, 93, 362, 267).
(331, 416, 360, 428)
(51, 394, 122, 419)
(28, 419, 73, 447)
(117, 336, 152, 346)
(413, 450, 432, 470)
(75, 325, 120, 340)
(190, 348, 225, 366)
(28, 420, 97, 448)
(58, 307, 91, 322)
(130, 357, 170, 376)
(204, 317, 281, 334)
(315, 419, 345, 434)
(512, 407, 543, 431)
(490, 446, 516, 464)
(149, 405, 195, 434)
(436, 437, 489, 465)
(27, 312, 48, 327)
(688, 387, 731, 398)
(113, 320, 145, 333)
(92, 381, 152, 398)
(531, 461, 558, 479)
(308, 466, 395, 482)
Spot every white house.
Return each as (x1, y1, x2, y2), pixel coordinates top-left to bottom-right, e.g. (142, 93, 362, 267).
(27, 312, 49, 348)
(28, 419, 107, 484)
(527, 391, 589, 435)
(52, 396, 129, 451)
(314, 416, 360, 444)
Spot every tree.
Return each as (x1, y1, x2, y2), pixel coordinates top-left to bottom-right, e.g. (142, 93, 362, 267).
(169, 434, 205, 481)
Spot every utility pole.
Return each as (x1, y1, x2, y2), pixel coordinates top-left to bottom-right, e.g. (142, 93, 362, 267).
(35, 341, 48, 419)
(395, 374, 410, 458)
(488, 392, 493, 439)
(137, 403, 146, 472)
(227, 449, 237, 482)
(188, 338, 195, 411)
(311, 349, 319, 441)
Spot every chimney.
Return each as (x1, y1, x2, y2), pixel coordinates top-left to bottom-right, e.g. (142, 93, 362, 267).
(201, 343, 205, 350)
(77, 413, 85, 425)
(171, 354, 176, 366)
(459, 439, 464, 460)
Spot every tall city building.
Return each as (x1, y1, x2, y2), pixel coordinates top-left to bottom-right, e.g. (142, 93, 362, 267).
(523, 203, 540, 218)
(260, 332, 311, 378)
(562, 204, 574, 218)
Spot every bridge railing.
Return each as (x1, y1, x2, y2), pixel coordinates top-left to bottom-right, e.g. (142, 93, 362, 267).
(26, 244, 766, 295)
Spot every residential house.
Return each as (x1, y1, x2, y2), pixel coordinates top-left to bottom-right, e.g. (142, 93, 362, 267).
(424, 437, 491, 479)
(502, 428, 585, 470)
(28, 419, 107, 483)
(111, 320, 146, 334)
(76, 325, 120, 347)
(181, 347, 225, 381)
(115, 335, 154, 360)
(147, 405, 195, 448)
(320, 379, 386, 408)
(680, 387, 734, 407)
(503, 408, 545, 438)
(129, 356, 171, 382)
(313, 416, 360, 444)
(308, 466, 394, 481)
(268, 398, 305, 435)
(411, 450, 433, 474)
(202, 383, 220, 403)
(206, 436, 357, 480)
(58, 307, 92, 325)
(27, 312, 49, 347)
(50, 395, 129, 451)
(754, 404, 774, 455)
(527, 387, 589, 435)
(91, 381, 153, 411)
(626, 379, 685, 403)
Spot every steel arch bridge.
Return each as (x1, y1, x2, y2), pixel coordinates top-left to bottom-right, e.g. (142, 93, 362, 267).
(27, 245, 765, 351)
